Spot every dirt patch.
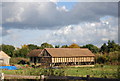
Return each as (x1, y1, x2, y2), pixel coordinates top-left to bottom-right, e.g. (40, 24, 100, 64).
(4, 74, 40, 79)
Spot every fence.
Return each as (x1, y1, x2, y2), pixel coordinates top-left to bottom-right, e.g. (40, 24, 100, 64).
(3, 74, 119, 81)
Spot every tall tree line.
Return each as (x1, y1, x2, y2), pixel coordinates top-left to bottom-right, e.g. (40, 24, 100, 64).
(0, 40, 120, 64)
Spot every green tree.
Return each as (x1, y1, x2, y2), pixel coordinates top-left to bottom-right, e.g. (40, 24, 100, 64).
(0, 45, 2, 51)
(61, 45, 68, 48)
(108, 40, 120, 52)
(40, 43, 54, 49)
(108, 51, 119, 64)
(19, 47, 29, 57)
(82, 44, 99, 53)
(16, 46, 30, 57)
(55, 45, 60, 48)
(96, 55, 106, 64)
(1, 44, 15, 57)
(100, 40, 120, 54)
(107, 40, 114, 52)
(100, 43, 108, 53)
(27, 44, 39, 51)
(14, 48, 20, 57)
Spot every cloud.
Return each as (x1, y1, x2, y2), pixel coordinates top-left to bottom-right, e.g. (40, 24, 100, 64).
(44, 17, 118, 46)
(2, 2, 118, 30)
(56, 6, 69, 12)
(1, 27, 13, 36)
(1, 2, 118, 46)
(2, 16, 118, 47)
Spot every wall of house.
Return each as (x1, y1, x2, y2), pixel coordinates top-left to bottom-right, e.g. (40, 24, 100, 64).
(30, 57, 52, 65)
(0, 59, 4, 66)
(0, 58, 10, 66)
(52, 57, 94, 63)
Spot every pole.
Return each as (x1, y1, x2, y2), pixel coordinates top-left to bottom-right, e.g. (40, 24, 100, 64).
(0, 61, 4, 81)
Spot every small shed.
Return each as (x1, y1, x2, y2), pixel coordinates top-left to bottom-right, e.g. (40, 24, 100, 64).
(0, 51, 11, 66)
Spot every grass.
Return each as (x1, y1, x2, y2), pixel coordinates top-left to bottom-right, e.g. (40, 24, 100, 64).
(1, 64, 119, 79)
(64, 65, 118, 78)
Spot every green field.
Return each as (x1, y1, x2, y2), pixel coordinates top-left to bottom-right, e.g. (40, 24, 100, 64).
(64, 65, 118, 78)
(1, 65, 119, 79)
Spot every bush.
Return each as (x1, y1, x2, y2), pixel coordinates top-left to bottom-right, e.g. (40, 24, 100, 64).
(10, 57, 29, 65)
(95, 51, 119, 65)
(96, 55, 106, 64)
(39, 68, 65, 76)
(17, 60, 29, 65)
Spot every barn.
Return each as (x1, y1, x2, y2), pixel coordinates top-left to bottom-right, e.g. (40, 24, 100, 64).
(28, 48, 95, 66)
(0, 51, 11, 66)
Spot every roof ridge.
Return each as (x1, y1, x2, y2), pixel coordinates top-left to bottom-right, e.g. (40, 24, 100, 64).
(45, 48, 88, 49)
(0, 51, 11, 58)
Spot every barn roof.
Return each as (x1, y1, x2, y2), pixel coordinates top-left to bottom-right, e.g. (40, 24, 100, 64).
(27, 49, 43, 57)
(0, 51, 11, 59)
(45, 48, 95, 57)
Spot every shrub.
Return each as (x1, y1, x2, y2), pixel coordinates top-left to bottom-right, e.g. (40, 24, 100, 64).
(10, 57, 29, 65)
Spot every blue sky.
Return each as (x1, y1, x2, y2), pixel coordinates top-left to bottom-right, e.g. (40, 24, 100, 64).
(1, 2, 118, 48)
(57, 2, 76, 10)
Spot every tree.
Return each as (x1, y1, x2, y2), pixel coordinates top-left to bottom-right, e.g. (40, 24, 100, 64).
(100, 43, 108, 53)
(100, 40, 120, 53)
(107, 40, 120, 53)
(61, 45, 68, 48)
(109, 51, 119, 64)
(1, 44, 15, 57)
(27, 44, 39, 51)
(18, 47, 29, 57)
(0, 45, 2, 51)
(96, 55, 106, 64)
(40, 43, 54, 49)
(82, 44, 99, 53)
(107, 40, 114, 53)
(15, 45, 30, 57)
(14, 48, 20, 57)
(55, 45, 60, 48)
(68, 43, 80, 48)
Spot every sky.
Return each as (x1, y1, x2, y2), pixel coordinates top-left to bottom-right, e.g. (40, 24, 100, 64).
(0, 1, 119, 48)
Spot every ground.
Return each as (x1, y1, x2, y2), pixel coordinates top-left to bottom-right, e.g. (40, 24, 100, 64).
(1, 64, 119, 79)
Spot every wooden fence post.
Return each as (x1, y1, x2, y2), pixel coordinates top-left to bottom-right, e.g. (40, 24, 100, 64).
(86, 75, 90, 81)
(0, 73, 4, 81)
(40, 75, 45, 79)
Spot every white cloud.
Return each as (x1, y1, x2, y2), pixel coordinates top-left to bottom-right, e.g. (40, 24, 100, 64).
(56, 6, 69, 12)
(44, 17, 118, 46)
(49, 0, 58, 4)
(2, 18, 118, 47)
(91, 23, 96, 26)
(1, 2, 118, 47)
(102, 38, 109, 41)
(2, 2, 118, 30)
(6, 7, 24, 22)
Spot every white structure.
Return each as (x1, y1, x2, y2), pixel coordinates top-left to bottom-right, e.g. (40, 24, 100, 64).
(0, 73, 4, 81)
(0, 51, 11, 66)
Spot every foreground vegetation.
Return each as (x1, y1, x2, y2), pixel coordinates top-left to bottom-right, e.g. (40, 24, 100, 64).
(2, 64, 119, 79)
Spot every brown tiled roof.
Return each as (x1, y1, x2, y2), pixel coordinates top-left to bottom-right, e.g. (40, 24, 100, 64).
(45, 48, 95, 57)
(27, 49, 43, 57)
(0, 51, 11, 58)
